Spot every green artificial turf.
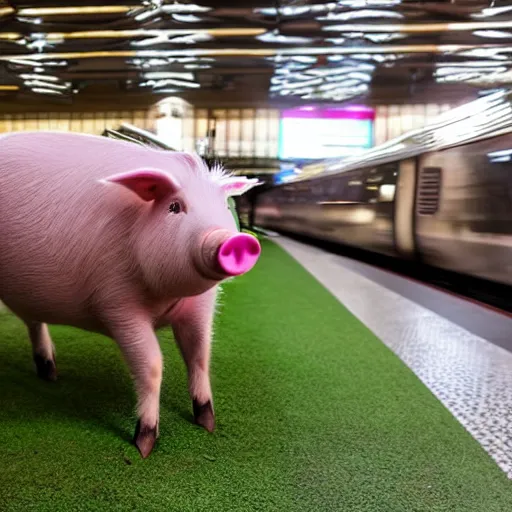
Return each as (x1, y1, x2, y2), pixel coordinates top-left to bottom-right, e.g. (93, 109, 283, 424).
(0, 238, 511, 511)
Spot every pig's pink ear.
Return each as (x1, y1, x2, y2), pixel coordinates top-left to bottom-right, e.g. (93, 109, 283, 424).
(100, 169, 181, 202)
(220, 177, 261, 197)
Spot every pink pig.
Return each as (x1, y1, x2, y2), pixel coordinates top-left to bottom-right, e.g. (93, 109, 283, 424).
(0, 131, 261, 458)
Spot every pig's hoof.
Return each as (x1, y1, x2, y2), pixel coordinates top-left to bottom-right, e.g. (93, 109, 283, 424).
(134, 420, 158, 459)
(34, 354, 57, 382)
(193, 400, 215, 433)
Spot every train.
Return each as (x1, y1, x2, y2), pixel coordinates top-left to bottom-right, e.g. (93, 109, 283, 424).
(239, 89, 512, 287)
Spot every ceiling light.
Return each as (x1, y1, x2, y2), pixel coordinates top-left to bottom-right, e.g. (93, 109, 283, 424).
(153, 89, 180, 94)
(255, 3, 337, 16)
(323, 20, 512, 33)
(47, 27, 265, 40)
(458, 48, 511, 60)
(132, 33, 211, 47)
(339, 0, 401, 8)
(149, 78, 200, 89)
(365, 33, 406, 43)
(256, 32, 312, 44)
(473, 30, 512, 39)
(0, 85, 19, 91)
(184, 63, 211, 69)
(30, 87, 64, 95)
(135, 3, 211, 21)
(281, 78, 323, 90)
(18, 6, 133, 16)
(20, 73, 59, 81)
(24, 80, 70, 90)
(16, 16, 42, 24)
(473, 6, 512, 18)
(143, 72, 195, 80)
(0, 6, 14, 17)
(436, 61, 512, 68)
(0, 33, 20, 41)
(1, 44, 502, 61)
(162, 3, 210, 14)
(318, 9, 403, 21)
(172, 14, 203, 23)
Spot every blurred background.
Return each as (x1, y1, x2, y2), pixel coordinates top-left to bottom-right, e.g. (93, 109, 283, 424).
(1, 0, 508, 175)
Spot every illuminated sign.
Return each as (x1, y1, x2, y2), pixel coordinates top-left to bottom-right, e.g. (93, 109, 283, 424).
(278, 106, 374, 160)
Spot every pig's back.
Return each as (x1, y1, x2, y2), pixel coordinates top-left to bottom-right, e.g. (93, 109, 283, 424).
(0, 131, 163, 324)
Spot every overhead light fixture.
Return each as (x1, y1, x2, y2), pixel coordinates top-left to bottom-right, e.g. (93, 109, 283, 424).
(17, 6, 133, 16)
(184, 63, 211, 69)
(19, 73, 59, 81)
(318, 9, 403, 21)
(143, 72, 195, 80)
(0, 33, 20, 41)
(30, 87, 64, 95)
(323, 20, 512, 33)
(458, 47, 512, 60)
(132, 32, 212, 47)
(256, 32, 312, 44)
(473, 30, 512, 39)
(134, 2, 211, 21)
(172, 14, 203, 23)
(0, 6, 14, 17)
(1, 44, 506, 61)
(0, 85, 19, 91)
(153, 89, 180, 94)
(339, 0, 401, 6)
(141, 78, 200, 89)
(24, 80, 70, 90)
(16, 16, 42, 24)
(472, 6, 512, 18)
(40, 27, 265, 41)
(436, 60, 512, 68)
(161, 3, 210, 14)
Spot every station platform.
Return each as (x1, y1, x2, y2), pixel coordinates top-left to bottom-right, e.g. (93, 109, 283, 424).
(1, 233, 511, 511)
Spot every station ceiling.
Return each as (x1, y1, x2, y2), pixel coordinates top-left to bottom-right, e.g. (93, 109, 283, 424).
(0, 1, 511, 107)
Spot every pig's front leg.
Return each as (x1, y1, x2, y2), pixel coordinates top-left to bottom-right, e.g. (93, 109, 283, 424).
(170, 287, 217, 433)
(109, 316, 163, 458)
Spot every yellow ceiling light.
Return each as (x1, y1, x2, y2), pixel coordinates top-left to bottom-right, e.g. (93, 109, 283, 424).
(0, 6, 14, 17)
(0, 33, 21, 41)
(0, 85, 19, 91)
(17, 6, 134, 16)
(44, 27, 266, 41)
(0, 44, 505, 61)
(207, 28, 266, 37)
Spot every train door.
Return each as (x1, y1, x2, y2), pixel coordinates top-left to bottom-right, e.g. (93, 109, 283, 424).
(394, 158, 417, 258)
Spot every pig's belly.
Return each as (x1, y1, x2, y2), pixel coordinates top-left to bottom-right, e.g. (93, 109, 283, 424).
(0, 260, 99, 331)
(0, 288, 100, 332)
(0, 266, 180, 336)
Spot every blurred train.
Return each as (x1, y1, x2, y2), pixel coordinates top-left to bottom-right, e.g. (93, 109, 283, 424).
(239, 90, 512, 287)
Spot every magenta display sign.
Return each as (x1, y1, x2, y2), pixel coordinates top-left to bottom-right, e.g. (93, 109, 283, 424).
(281, 105, 375, 121)
(278, 105, 375, 160)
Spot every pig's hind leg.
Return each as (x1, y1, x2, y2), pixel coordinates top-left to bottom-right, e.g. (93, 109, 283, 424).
(170, 287, 217, 433)
(27, 321, 57, 382)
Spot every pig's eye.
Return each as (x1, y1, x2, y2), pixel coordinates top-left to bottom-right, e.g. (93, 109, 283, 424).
(168, 201, 182, 214)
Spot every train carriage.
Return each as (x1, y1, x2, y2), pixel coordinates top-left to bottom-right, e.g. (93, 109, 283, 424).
(249, 89, 512, 287)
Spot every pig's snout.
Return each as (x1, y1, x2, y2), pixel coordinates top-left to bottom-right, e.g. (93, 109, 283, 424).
(217, 233, 261, 276)
(199, 229, 261, 279)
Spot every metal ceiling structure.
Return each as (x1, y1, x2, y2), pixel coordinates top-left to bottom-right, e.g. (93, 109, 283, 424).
(0, 0, 511, 106)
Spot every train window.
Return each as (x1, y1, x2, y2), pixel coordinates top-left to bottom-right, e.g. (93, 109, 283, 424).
(417, 167, 442, 215)
(379, 184, 396, 202)
(376, 164, 398, 203)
